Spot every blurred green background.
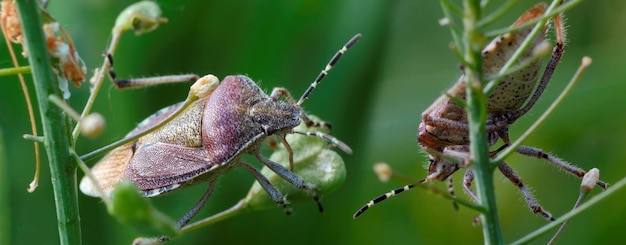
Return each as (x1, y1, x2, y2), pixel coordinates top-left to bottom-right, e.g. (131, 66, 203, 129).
(2, 0, 626, 244)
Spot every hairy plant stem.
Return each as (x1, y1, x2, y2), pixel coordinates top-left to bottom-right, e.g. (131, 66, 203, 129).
(15, 1, 81, 244)
(461, 0, 502, 244)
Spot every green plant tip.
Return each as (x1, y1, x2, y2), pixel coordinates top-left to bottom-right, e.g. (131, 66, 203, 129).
(114, 1, 167, 35)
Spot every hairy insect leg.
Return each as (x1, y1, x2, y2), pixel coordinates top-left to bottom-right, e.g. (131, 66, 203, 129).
(176, 181, 217, 228)
(462, 169, 480, 203)
(506, 12, 567, 124)
(516, 146, 607, 189)
(105, 53, 198, 89)
(254, 152, 323, 212)
(498, 162, 555, 221)
(240, 162, 291, 215)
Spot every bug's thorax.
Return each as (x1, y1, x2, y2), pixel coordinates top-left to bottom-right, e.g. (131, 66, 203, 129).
(200, 75, 301, 163)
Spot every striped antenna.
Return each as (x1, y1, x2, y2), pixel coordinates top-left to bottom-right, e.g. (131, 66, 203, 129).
(297, 34, 361, 106)
(353, 180, 425, 218)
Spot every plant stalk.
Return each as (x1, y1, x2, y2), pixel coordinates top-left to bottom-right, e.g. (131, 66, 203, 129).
(461, 0, 502, 244)
(15, 0, 82, 244)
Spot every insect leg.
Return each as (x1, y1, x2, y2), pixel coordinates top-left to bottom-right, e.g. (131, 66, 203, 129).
(516, 146, 607, 189)
(176, 181, 217, 228)
(462, 168, 480, 203)
(497, 162, 555, 221)
(240, 162, 291, 215)
(106, 53, 198, 89)
(276, 135, 295, 171)
(255, 152, 323, 212)
(507, 12, 566, 123)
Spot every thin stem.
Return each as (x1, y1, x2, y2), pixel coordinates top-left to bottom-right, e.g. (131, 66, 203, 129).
(440, 0, 464, 60)
(511, 174, 626, 245)
(1, 19, 40, 193)
(15, 0, 81, 244)
(484, 0, 584, 38)
(461, 0, 502, 243)
(484, 0, 562, 96)
(493, 57, 592, 164)
(0, 66, 31, 76)
(71, 31, 122, 142)
(179, 200, 248, 235)
(71, 150, 111, 207)
(476, 0, 519, 28)
(49, 95, 81, 121)
(80, 93, 199, 162)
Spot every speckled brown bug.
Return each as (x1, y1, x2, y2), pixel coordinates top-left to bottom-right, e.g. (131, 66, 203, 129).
(80, 34, 360, 228)
(354, 4, 606, 219)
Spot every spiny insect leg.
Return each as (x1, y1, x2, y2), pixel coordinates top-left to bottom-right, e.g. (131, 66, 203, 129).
(353, 183, 418, 218)
(176, 181, 217, 228)
(516, 146, 607, 189)
(292, 130, 352, 154)
(297, 34, 361, 106)
(106, 53, 198, 89)
(507, 10, 566, 123)
(255, 153, 323, 212)
(498, 162, 555, 221)
(241, 162, 291, 215)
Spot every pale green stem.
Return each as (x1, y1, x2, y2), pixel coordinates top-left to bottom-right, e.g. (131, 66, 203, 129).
(15, 0, 81, 244)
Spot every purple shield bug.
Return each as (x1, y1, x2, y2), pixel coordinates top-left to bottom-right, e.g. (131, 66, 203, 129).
(80, 34, 361, 228)
(354, 3, 606, 220)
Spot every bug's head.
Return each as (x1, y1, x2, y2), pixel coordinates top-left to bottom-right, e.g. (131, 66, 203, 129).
(250, 99, 301, 136)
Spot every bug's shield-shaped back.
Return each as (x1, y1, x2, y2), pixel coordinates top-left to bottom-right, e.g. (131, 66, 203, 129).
(80, 76, 220, 198)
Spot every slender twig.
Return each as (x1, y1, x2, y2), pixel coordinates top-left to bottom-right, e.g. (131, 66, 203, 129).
(511, 174, 626, 245)
(15, 0, 81, 244)
(484, 0, 563, 96)
(1, 19, 40, 192)
(460, 0, 503, 243)
(0, 66, 31, 76)
(494, 57, 592, 163)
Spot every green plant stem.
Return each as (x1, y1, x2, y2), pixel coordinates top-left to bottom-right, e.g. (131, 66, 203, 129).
(0, 66, 31, 76)
(15, 1, 81, 244)
(461, 0, 502, 244)
(511, 175, 626, 244)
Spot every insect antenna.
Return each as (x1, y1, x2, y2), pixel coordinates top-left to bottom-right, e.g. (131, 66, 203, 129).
(353, 180, 425, 218)
(296, 33, 361, 106)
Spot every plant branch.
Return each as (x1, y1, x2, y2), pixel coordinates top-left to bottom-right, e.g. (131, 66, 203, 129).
(460, 0, 503, 244)
(15, 0, 81, 244)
